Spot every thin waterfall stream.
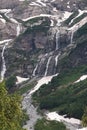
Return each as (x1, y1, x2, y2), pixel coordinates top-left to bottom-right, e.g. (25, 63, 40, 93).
(70, 30, 74, 44)
(32, 64, 38, 76)
(55, 29, 60, 50)
(44, 56, 52, 76)
(17, 23, 21, 36)
(55, 53, 60, 67)
(0, 42, 8, 82)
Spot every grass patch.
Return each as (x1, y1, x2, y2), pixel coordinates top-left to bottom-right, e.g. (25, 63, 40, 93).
(75, 23, 87, 38)
(17, 81, 37, 95)
(64, 11, 79, 25)
(70, 13, 87, 27)
(33, 65, 87, 119)
(34, 118, 67, 130)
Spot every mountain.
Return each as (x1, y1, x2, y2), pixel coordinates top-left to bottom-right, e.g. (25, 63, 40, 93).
(0, 0, 87, 130)
(0, 0, 87, 79)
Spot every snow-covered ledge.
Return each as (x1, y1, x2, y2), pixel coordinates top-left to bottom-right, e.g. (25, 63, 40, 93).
(16, 76, 29, 84)
(74, 75, 87, 83)
(46, 112, 81, 125)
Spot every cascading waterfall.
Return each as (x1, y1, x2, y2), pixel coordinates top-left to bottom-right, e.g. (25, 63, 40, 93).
(17, 23, 21, 36)
(32, 64, 38, 76)
(70, 30, 74, 44)
(0, 42, 8, 82)
(55, 29, 60, 50)
(44, 56, 52, 76)
(55, 53, 60, 67)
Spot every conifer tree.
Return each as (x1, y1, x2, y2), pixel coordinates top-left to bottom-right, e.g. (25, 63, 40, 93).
(0, 82, 25, 130)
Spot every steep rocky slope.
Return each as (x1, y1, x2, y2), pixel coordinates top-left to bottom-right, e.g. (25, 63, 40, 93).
(0, 0, 87, 130)
(1, 0, 87, 80)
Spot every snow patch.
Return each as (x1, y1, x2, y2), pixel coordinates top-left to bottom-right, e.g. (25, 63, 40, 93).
(74, 75, 87, 83)
(30, 2, 41, 7)
(63, 11, 72, 21)
(46, 112, 81, 125)
(36, 0, 46, 7)
(16, 76, 29, 84)
(0, 18, 6, 24)
(19, 0, 25, 1)
(68, 17, 87, 33)
(29, 74, 58, 95)
(67, 5, 70, 9)
(50, 19, 54, 26)
(0, 9, 11, 13)
(69, 9, 87, 25)
(22, 14, 51, 22)
(0, 39, 12, 45)
(77, 128, 87, 130)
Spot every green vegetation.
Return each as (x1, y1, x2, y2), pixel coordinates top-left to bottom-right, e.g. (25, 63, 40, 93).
(70, 13, 87, 27)
(34, 118, 67, 130)
(82, 107, 87, 127)
(64, 11, 79, 25)
(33, 65, 87, 119)
(5, 75, 16, 90)
(23, 17, 51, 27)
(0, 82, 26, 130)
(75, 23, 87, 38)
(17, 81, 37, 95)
(0, 13, 11, 22)
(21, 17, 51, 36)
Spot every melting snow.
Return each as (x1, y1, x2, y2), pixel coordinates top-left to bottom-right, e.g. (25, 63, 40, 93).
(51, 0, 56, 2)
(36, 0, 46, 7)
(0, 9, 11, 13)
(69, 9, 87, 25)
(16, 76, 29, 84)
(22, 14, 51, 22)
(74, 75, 87, 83)
(46, 112, 81, 125)
(0, 39, 12, 45)
(77, 128, 87, 130)
(67, 5, 70, 9)
(19, 0, 25, 1)
(0, 18, 6, 24)
(29, 74, 58, 95)
(30, 2, 41, 7)
(68, 17, 87, 33)
(53, 7, 58, 12)
(63, 11, 72, 21)
(50, 19, 54, 26)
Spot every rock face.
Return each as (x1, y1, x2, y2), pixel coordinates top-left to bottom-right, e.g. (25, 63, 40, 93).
(0, 0, 19, 9)
(0, 0, 87, 79)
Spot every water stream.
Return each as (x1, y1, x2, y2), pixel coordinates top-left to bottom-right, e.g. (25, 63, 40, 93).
(70, 30, 74, 44)
(0, 42, 8, 82)
(55, 29, 60, 50)
(32, 64, 38, 77)
(17, 23, 21, 36)
(44, 56, 52, 76)
(55, 53, 60, 67)
(22, 76, 55, 130)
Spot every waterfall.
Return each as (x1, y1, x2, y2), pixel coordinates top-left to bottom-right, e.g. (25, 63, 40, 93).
(70, 30, 74, 44)
(17, 23, 21, 36)
(55, 29, 60, 50)
(32, 64, 38, 76)
(55, 53, 60, 67)
(0, 42, 8, 82)
(44, 56, 52, 76)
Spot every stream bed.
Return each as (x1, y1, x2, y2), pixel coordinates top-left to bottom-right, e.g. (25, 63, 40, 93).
(22, 76, 83, 130)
